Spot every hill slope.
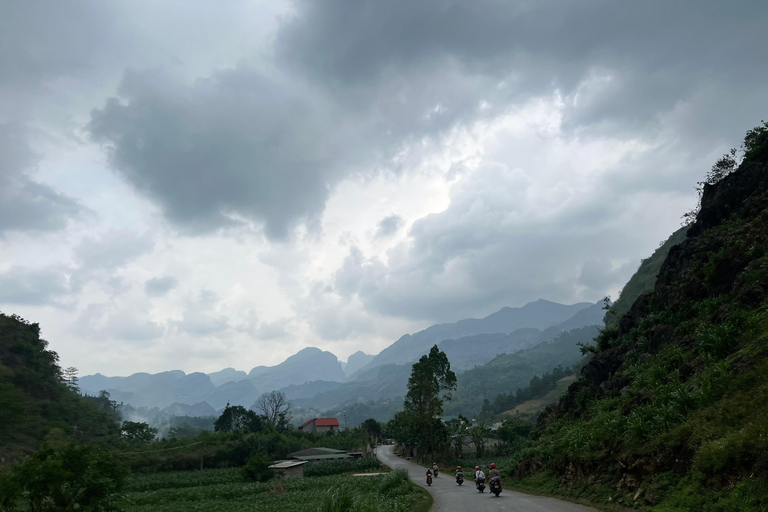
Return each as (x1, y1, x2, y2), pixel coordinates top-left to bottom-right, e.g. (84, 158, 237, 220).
(515, 122, 768, 510)
(0, 313, 120, 463)
(605, 225, 688, 328)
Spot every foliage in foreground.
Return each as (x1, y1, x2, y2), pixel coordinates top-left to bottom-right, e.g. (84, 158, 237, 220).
(0, 443, 127, 512)
(119, 467, 416, 512)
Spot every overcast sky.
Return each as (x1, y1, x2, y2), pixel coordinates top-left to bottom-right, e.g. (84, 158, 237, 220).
(2, 0, 766, 376)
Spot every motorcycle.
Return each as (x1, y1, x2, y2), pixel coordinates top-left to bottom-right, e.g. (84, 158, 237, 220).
(476, 476, 486, 493)
(456, 472, 464, 485)
(489, 476, 502, 497)
(426, 474, 432, 486)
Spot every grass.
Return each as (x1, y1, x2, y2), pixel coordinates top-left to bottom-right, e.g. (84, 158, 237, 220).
(407, 481, 433, 512)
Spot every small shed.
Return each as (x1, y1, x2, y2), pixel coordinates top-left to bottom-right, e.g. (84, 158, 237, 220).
(269, 460, 307, 479)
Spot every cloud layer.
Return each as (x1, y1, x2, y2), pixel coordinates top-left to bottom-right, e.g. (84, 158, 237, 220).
(1, 0, 767, 374)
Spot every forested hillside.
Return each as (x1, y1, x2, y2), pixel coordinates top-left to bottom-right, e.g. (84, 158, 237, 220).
(444, 325, 600, 415)
(513, 122, 768, 510)
(0, 313, 119, 464)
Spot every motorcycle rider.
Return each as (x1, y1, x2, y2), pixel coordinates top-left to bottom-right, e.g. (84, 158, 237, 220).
(474, 465, 486, 489)
(488, 462, 501, 490)
(432, 462, 439, 476)
(426, 467, 433, 484)
(455, 465, 464, 483)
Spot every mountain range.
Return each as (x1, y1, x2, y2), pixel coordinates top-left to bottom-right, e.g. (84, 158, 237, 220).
(80, 298, 605, 418)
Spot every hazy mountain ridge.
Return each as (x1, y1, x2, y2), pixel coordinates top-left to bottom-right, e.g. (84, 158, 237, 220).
(80, 348, 343, 410)
(79, 299, 603, 414)
(349, 299, 594, 379)
(344, 351, 374, 377)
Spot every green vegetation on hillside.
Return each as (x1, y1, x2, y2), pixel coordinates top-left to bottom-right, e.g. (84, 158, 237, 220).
(606, 226, 689, 328)
(511, 120, 768, 511)
(0, 313, 120, 463)
(479, 364, 579, 420)
(445, 326, 599, 416)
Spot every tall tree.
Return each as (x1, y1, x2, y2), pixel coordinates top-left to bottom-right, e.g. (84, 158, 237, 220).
(121, 421, 157, 444)
(214, 402, 263, 433)
(255, 391, 292, 430)
(403, 345, 456, 460)
(62, 366, 79, 392)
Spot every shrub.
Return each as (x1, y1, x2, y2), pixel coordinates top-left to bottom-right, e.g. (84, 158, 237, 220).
(242, 453, 273, 482)
(1, 443, 126, 512)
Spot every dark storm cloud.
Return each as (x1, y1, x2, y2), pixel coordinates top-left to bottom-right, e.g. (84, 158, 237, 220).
(89, 68, 336, 239)
(87, 0, 768, 245)
(0, 124, 82, 235)
(278, 0, 768, 133)
(375, 215, 404, 239)
(145, 276, 179, 297)
(0, 2, 119, 93)
(0, 266, 70, 306)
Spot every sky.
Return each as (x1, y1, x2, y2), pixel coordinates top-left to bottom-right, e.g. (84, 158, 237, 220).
(2, 0, 767, 376)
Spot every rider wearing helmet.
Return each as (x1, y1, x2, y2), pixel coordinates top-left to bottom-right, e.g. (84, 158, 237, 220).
(474, 465, 486, 488)
(488, 462, 501, 490)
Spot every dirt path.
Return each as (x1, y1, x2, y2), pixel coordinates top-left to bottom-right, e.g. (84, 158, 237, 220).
(376, 445, 598, 512)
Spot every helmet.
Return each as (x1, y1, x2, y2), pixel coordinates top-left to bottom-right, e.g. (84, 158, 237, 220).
(475, 466, 480, 470)
(490, 463, 496, 468)
(457, 466, 461, 469)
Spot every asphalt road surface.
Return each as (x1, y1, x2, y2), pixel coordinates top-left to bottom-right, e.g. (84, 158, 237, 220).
(376, 445, 598, 512)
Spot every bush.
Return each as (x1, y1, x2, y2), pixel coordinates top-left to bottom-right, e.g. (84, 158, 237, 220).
(242, 453, 273, 482)
(0, 443, 126, 512)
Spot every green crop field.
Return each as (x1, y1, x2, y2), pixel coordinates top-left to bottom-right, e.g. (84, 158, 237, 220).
(119, 467, 420, 512)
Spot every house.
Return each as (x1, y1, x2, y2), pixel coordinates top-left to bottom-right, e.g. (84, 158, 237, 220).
(269, 460, 307, 479)
(297, 417, 340, 433)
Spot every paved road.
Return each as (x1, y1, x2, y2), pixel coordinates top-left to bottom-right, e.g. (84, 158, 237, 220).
(376, 445, 598, 512)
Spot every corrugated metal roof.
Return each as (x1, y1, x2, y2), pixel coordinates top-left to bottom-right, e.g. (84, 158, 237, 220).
(269, 460, 307, 469)
(295, 454, 352, 461)
(287, 447, 347, 458)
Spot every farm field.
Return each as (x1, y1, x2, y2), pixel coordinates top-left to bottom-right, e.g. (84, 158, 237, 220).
(119, 467, 424, 512)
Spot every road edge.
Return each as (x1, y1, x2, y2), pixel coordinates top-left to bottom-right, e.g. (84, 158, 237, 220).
(506, 484, 647, 512)
(408, 480, 434, 512)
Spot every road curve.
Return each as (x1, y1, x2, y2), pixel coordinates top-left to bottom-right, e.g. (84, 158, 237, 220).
(376, 445, 598, 512)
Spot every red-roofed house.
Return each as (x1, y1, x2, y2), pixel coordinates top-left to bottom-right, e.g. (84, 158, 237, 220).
(298, 417, 340, 433)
